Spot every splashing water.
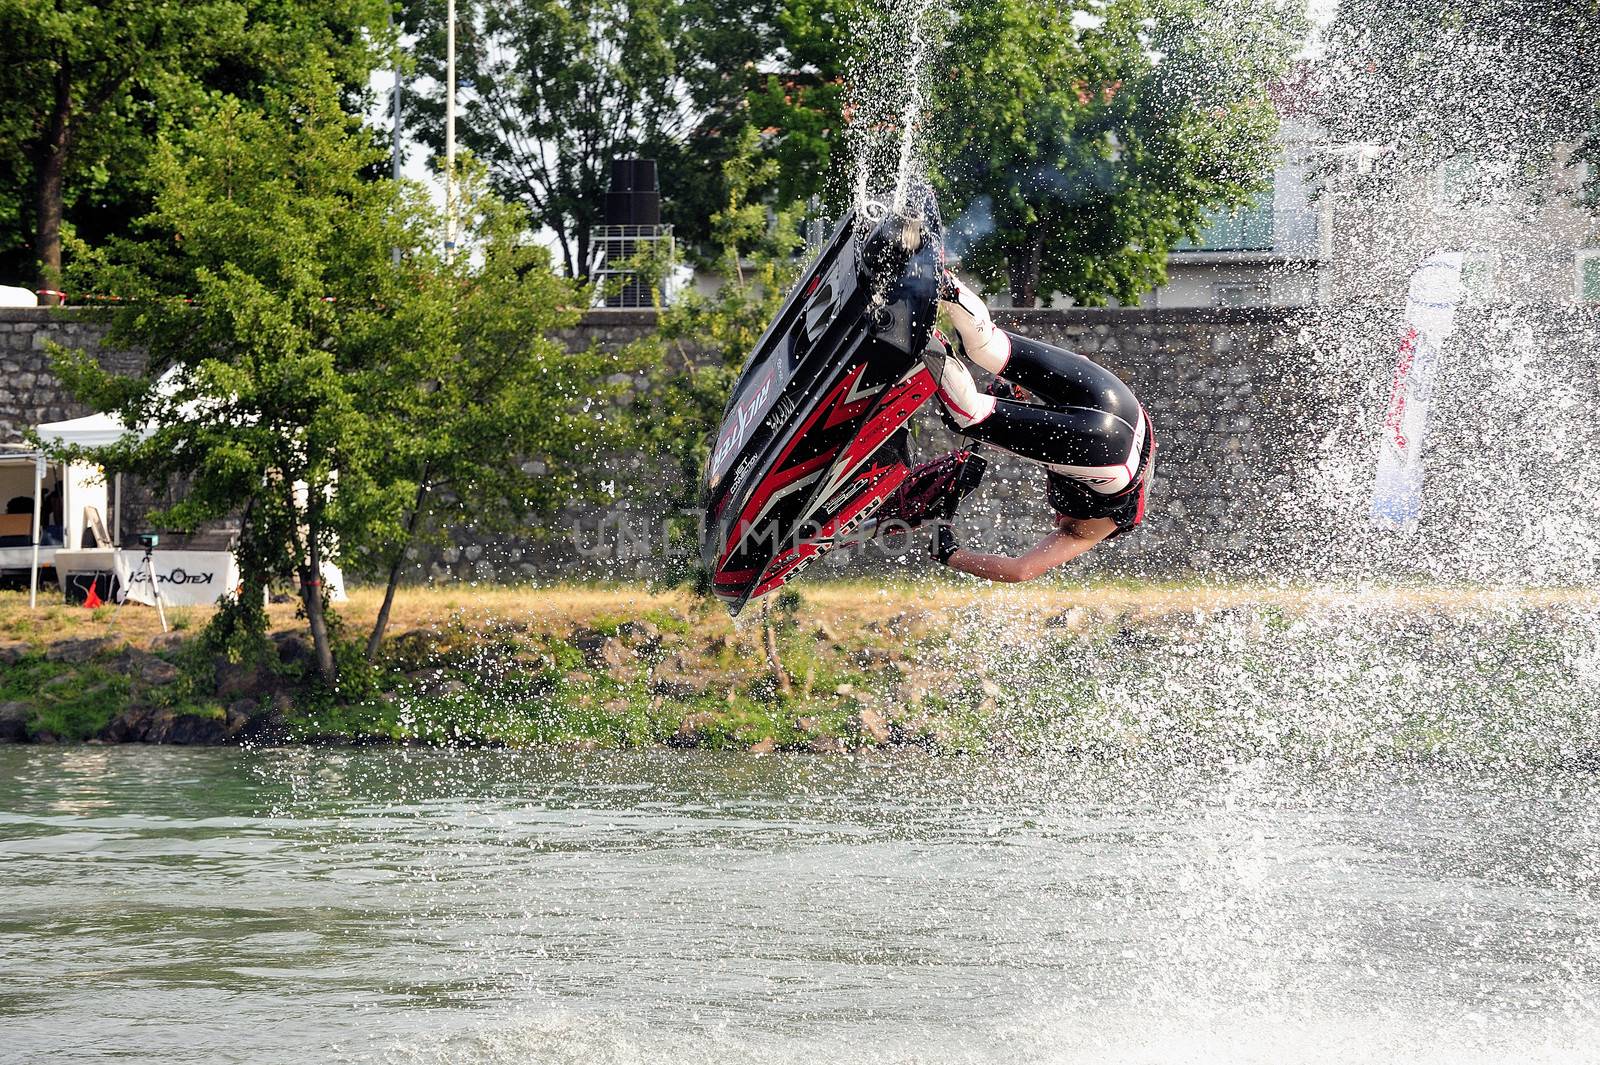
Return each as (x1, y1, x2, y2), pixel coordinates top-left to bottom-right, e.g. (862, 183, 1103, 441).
(846, 0, 947, 216)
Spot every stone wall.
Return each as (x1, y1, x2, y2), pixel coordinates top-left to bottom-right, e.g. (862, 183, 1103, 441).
(0, 304, 1312, 579)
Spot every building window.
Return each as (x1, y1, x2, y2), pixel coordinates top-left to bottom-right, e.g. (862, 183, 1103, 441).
(1176, 183, 1275, 252)
(1213, 281, 1270, 307)
(1578, 251, 1600, 303)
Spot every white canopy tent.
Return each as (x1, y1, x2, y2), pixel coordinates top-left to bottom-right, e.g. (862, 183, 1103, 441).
(19, 374, 345, 609)
(0, 443, 111, 608)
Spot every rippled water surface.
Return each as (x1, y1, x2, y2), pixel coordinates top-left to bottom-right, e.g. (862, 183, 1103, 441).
(2, 747, 1598, 1064)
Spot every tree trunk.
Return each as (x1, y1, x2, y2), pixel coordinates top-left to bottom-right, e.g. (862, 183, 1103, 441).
(33, 64, 73, 304)
(300, 508, 337, 685)
(1007, 233, 1044, 308)
(365, 473, 431, 662)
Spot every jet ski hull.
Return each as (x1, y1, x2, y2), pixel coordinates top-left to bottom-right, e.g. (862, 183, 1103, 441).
(701, 202, 942, 614)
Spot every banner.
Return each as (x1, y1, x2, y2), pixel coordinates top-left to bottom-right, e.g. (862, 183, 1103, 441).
(119, 550, 240, 607)
(1370, 251, 1465, 530)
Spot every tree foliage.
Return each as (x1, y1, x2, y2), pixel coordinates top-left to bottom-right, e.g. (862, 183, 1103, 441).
(1314, 0, 1600, 208)
(50, 70, 615, 685)
(930, 0, 1303, 306)
(0, 0, 389, 296)
(402, 0, 778, 275)
(696, 0, 1306, 309)
(745, 0, 858, 210)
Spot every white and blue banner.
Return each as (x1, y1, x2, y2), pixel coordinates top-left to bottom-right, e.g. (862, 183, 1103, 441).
(1370, 251, 1465, 530)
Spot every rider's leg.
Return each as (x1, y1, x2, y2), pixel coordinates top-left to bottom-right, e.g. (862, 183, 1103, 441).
(941, 278, 1139, 420)
(956, 401, 1144, 495)
(940, 275, 1011, 374)
(987, 333, 1143, 424)
(922, 343, 1143, 494)
(922, 340, 995, 428)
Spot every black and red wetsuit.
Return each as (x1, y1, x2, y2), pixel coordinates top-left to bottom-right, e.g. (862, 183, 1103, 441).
(919, 275, 1155, 537)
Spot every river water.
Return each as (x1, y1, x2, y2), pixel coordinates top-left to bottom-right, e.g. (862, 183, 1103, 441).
(2, 747, 1598, 1064)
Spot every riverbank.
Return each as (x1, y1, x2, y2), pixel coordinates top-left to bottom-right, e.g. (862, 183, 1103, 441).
(2, 581, 1596, 758)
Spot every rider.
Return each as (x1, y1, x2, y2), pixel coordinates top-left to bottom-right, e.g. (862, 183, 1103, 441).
(869, 273, 1155, 582)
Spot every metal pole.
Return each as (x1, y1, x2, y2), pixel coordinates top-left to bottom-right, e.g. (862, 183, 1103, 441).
(391, 22, 403, 183)
(391, 10, 404, 267)
(28, 455, 41, 609)
(146, 552, 168, 634)
(444, 0, 457, 264)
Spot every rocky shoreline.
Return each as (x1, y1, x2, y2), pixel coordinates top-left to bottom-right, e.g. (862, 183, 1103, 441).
(0, 605, 968, 751)
(5, 587, 1598, 762)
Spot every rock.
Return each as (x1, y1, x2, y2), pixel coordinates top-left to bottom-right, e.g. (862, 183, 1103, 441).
(617, 619, 661, 647)
(808, 735, 846, 754)
(115, 648, 179, 685)
(225, 703, 253, 736)
(40, 672, 76, 692)
(795, 716, 822, 736)
(748, 737, 776, 754)
(598, 637, 636, 676)
(1045, 607, 1092, 633)
(148, 632, 188, 654)
(272, 632, 314, 668)
(0, 701, 29, 743)
(849, 707, 891, 745)
(893, 682, 928, 708)
(165, 712, 229, 745)
(670, 711, 720, 748)
(979, 679, 1004, 700)
(877, 610, 932, 635)
(571, 631, 607, 655)
(214, 658, 263, 701)
(853, 647, 898, 671)
(0, 641, 31, 665)
(100, 704, 155, 743)
(140, 709, 176, 742)
(45, 636, 117, 664)
(649, 652, 708, 698)
(813, 621, 843, 644)
(834, 682, 857, 697)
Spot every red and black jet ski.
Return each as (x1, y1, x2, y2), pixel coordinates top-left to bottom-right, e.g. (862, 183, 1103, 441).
(701, 195, 944, 615)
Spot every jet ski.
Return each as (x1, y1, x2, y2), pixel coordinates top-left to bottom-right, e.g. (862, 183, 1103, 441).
(701, 194, 944, 615)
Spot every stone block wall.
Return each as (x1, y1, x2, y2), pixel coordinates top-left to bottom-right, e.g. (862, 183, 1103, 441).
(0, 304, 1320, 580)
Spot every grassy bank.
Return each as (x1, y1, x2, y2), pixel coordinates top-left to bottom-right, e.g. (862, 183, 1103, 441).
(1, 581, 1596, 757)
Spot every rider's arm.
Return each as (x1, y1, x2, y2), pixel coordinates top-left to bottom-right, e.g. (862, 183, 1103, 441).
(942, 518, 1117, 583)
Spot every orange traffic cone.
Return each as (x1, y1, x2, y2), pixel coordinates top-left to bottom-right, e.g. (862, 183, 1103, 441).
(82, 582, 102, 609)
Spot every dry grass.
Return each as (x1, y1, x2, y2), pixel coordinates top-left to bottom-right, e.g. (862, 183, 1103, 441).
(1, 578, 1594, 653)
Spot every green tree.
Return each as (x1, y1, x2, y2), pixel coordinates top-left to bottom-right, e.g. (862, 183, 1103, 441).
(0, 0, 389, 299)
(49, 71, 611, 686)
(745, 0, 858, 210)
(357, 166, 630, 660)
(1314, 0, 1600, 207)
(930, 0, 1303, 306)
(401, 0, 778, 275)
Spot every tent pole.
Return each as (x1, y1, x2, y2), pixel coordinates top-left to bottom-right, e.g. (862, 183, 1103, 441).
(29, 455, 42, 609)
(114, 472, 122, 547)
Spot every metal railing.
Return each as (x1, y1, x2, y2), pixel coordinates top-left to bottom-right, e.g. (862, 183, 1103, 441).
(589, 224, 674, 308)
